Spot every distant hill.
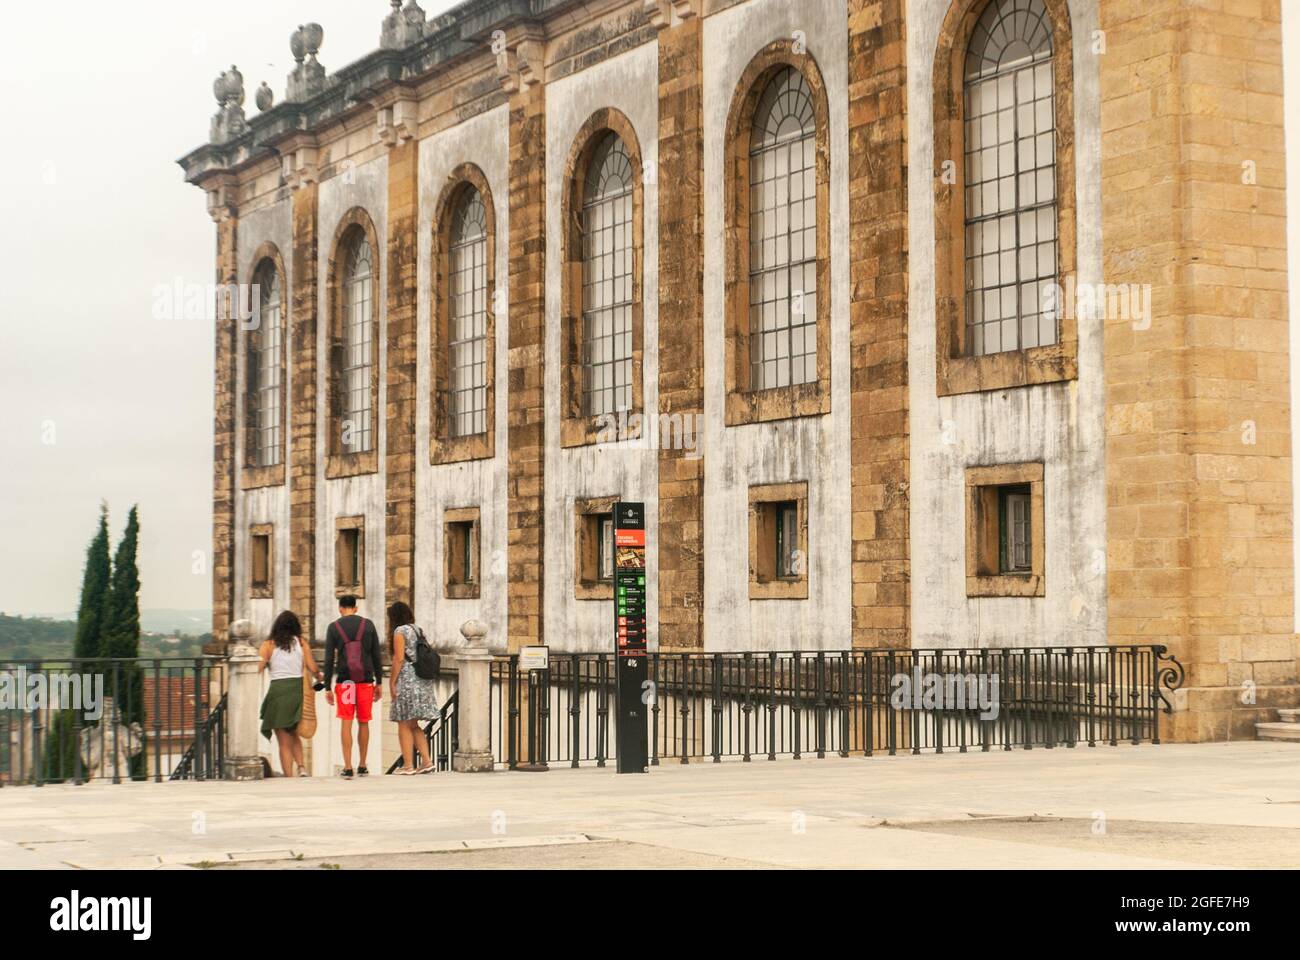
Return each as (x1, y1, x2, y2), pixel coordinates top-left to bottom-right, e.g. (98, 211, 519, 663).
(22, 609, 212, 637)
(0, 614, 74, 660)
(0, 614, 212, 662)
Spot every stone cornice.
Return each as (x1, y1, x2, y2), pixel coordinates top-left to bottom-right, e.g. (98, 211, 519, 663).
(178, 0, 590, 187)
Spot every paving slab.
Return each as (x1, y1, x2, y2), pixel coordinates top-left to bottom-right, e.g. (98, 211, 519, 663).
(0, 743, 1296, 869)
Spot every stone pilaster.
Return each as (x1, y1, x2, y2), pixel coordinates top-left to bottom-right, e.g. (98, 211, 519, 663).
(848, 0, 909, 649)
(655, 9, 705, 651)
(505, 52, 547, 653)
(1100, 0, 1298, 740)
(385, 135, 420, 611)
(212, 206, 238, 652)
(290, 181, 320, 643)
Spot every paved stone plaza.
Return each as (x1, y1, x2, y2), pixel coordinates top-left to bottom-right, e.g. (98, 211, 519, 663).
(1, 743, 1297, 870)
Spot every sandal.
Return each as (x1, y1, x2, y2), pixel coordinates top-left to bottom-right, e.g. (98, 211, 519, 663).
(417, 764, 436, 775)
(398, 766, 419, 776)
(341, 768, 354, 779)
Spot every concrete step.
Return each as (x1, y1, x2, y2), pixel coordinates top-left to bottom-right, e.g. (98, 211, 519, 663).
(1277, 708, 1300, 724)
(1256, 722, 1300, 742)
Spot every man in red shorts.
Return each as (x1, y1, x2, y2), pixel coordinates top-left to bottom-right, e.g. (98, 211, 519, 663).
(323, 595, 383, 778)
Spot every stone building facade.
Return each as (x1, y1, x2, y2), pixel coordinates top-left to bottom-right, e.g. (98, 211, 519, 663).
(182, 0, 1299, 743)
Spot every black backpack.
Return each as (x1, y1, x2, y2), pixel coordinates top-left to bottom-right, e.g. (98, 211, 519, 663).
(411, 626, 440, 680)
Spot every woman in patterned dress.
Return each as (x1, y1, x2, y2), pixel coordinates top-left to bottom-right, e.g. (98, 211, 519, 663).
(386, 601, 440, 775)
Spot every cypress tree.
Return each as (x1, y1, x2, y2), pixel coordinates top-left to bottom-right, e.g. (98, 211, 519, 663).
(102, 506, 141, 661)
(102, 506, 145, 779)
(74, 504, 111, 660)
(45, 506, 111, 783)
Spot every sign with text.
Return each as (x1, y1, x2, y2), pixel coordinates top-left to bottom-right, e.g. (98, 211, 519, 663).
(614, 502, 649, 774)
(519, 646, 549, 672)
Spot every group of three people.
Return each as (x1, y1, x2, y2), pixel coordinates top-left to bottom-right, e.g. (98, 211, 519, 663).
(256, 595, 442, 778)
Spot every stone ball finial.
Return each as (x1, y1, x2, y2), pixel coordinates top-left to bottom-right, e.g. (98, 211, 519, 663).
(255, 81, 274, 112)
(290, 26, 307, 63)
(213, 71, 228, 105)
(460, 620, 488, 645)
(302, 23, 324, 58)
(230, 619, 256, 643)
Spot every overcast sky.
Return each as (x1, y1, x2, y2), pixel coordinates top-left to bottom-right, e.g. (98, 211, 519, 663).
(0, 1, 455, 618)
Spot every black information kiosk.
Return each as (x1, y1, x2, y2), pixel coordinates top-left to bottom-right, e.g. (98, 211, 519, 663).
(614, 502, 650, 773)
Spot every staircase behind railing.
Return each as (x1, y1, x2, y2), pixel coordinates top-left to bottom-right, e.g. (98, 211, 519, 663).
(386, 691, 459, 774)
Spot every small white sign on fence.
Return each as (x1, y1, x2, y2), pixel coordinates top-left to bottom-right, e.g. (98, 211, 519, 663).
(519, 646, 550, 672)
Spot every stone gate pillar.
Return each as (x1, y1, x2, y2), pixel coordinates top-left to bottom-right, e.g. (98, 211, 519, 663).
(224, 619, 264, 780)
(453, 620, 495, 773)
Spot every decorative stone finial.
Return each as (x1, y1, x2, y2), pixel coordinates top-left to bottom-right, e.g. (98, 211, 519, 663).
(255, 81, 274, 112)
(460, 620, 488, 645)
(224, 65, 245, 106)
(210, 66, 248, 143)
(286, 23, 327, 102)
(381, 0, 428, 49)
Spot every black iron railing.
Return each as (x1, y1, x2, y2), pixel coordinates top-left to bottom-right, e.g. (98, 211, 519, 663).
(170, 693, 227, 781)
(0, 657, 226, 785)
(386, 691, 459, 774)
(490, 645, 1185, 769)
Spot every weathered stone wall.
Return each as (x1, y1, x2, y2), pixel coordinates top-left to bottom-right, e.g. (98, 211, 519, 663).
(656, 8, 706, 652)
(415, 105, 511, 651)
(506, 78, 548, 654)
(316, 156, 389, 639)
(543, 42, 661, 654)
(199, 0, 1300, 744)
(1100, 0, 1298, 740)
(701, 0, 853, 650)
(907, 0, 1109, 649)
(232, 198, 293, 641)
(848, 0, 909, 650)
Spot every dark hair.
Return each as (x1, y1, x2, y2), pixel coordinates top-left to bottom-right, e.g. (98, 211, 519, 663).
(270, 610, 302, 652)
(387, 601, 415, 657)
(338, 595, 359, 610)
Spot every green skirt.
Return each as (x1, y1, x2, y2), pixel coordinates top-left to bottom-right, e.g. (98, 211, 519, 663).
(261, 677, 303, 739)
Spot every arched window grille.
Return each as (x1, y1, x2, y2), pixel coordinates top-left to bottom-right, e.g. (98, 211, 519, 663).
(448, 188, 489, 438)
(580, 133, 634, 419)
(250, 260, 282, 468)
(341, 234, 374, 453)
(963, 0, 1057, 356)
(748, 65, 818, 391)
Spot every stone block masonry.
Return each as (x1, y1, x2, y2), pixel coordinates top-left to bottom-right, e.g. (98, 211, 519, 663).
(848, 0, 910, 650)
(1100, 0, 1299, 740)
(385, 138, 420, 610)
(507, 79, 548, 653)
(290, 183, 319, 645)
(655, 11, 706, 651)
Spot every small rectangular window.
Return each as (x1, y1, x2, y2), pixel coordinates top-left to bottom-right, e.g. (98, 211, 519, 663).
(749, 483, 809, 600)
(335, 518, 365, 597)
(999, 487, 1032, 574)
(249, 525, 273, 599)
(597, 515, 615, 583)
(966, 464, 1044, 597)
(575, 497, 619, 600)
(775, 502, 799, 579)
(444, 507, 481, 599)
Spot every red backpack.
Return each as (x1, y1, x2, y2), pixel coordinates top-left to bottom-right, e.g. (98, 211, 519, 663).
(332, 619, 368, 683)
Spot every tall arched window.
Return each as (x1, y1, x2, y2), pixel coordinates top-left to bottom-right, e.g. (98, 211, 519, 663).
(250, 259, 283, 467)
(963, 0, 1057, 356)
(341, 232, 374, 454)
(748, 66, 817, 391)
(580, 133, 634, 419)
(449, 188, 489, 438)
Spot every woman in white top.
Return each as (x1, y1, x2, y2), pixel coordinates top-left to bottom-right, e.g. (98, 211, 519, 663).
(258, 610, 324, 777)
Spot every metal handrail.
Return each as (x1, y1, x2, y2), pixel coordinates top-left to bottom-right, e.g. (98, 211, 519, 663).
(386, 691, 459, 774)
